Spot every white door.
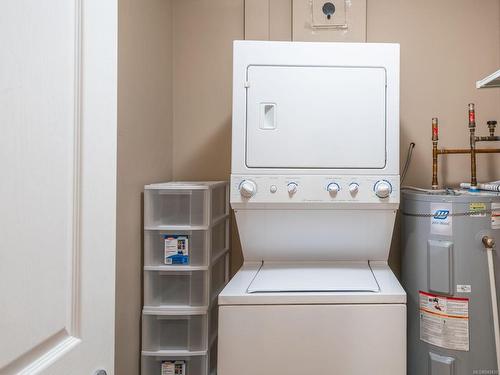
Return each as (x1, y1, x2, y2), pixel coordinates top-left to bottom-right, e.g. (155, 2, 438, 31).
(0, 1, 117, 374)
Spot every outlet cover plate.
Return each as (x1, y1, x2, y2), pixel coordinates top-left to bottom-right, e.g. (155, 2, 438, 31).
(293, 0, 367, 42)
(312, 0, 346, 28)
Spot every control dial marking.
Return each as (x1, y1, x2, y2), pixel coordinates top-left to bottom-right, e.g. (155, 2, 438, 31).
(239, 180, 257, 198)
(287, 182, 298, 195)
(374, 180, 392, 199)
(327, 182, 340, 196)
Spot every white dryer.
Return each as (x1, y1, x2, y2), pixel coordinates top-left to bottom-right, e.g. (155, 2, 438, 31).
(218, 41, 406, 375)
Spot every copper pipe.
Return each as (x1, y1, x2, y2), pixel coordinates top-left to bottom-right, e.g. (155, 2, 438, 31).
(437, 148, 500, 155)
(469, 104, 477, 188)
(488, 121, 497, 137)
(476, 136, 500, 142)
(430, 104, 500, 189)
(432, 118, 439, 189)
(437, 149, 469, 155)
(476, 149, 500, 153)
(470, 132, 477, 187)
(469, 103, 476, 128)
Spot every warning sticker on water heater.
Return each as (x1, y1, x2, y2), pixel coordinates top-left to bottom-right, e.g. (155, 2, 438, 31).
(491, 203, 500, 229)
(430, 203, 453, 236)
(470, 202, 486, 217)
(419, 291, 469, 351)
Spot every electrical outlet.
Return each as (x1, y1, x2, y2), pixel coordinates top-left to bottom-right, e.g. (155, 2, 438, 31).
(292, 0, 366, 42)
(312, 0, 346, 28)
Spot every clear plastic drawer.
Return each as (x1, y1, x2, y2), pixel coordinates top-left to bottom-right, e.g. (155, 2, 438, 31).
(141, 354, 207, 375)
(144, 270, 208, 309)
(210, 254, 228, 303)
(145, 189, 207, 227)
(210, 184, 228, 222)
(144, 229, 208, 268)
(210, 219, 229, 262)
(142, 313, 208, 352)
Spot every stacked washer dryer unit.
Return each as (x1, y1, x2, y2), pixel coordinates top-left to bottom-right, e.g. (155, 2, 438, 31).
(218, 41, 406, 375)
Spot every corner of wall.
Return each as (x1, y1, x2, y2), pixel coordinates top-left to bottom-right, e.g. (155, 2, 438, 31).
(116, 0, 174, 374)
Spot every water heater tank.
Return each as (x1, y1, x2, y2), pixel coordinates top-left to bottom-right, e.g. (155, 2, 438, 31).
(402, 189, 500, 375)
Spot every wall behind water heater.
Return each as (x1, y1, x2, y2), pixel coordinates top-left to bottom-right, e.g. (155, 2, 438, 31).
(170, 0, 500, 274)
(114, 1, 499, 375)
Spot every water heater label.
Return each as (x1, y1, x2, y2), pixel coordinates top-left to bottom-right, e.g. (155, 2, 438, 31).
(469, 202, 486, 217)
(430, 203, 453, 236)
(456, 284, 471, 293)
(419, 291, 469, 351)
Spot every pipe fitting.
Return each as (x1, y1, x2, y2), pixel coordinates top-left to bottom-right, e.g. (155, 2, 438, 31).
(432, 118, 439, 141)
(469, 103, 476, 129)
(483, 236, 495, 249)
(488, 120, 497, 137)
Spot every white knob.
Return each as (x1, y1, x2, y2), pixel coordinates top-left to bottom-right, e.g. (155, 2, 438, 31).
(239, 180, 257, 198)
(287, 182, 298, 195)
(327, 183, 340, 196)
(349, 183, 359, 195)
(374, 180, 392, 199)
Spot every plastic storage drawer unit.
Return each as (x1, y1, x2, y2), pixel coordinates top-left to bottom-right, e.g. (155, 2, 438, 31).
(142, 181, 230, 375)
(143, 270, 208, 310)
(210, 254, 229, 303)
(210, 219, 229, 263)
(144, 182, 228, 229)
(142, 313, 208, 353)
(141, 355, 208, 375)
(144, 189, 206, 228)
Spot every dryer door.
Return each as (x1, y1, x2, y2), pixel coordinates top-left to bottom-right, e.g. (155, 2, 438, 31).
(245, 65, 387, 169)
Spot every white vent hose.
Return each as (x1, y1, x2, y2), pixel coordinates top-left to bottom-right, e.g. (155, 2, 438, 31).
(460, 182, 500, 192)
(483, 236, 500, 371)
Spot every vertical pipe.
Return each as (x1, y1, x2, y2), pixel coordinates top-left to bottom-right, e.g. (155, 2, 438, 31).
(469, 104, 477, 189)
(483, 236, 500, 372)
(432, 118, 439, 189)
(488, 248, 500, 372)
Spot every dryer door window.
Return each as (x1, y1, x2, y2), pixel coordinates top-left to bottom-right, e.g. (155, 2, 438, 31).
(245, 65, 387, 169)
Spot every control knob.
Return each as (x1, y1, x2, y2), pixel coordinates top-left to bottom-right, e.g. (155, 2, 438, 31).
(287, 182, 298, 195)
(239, 180, 257, 198)
(327, 183, 340, 196)
(374, 180, 392, 199)
(349, 183, 359, 195)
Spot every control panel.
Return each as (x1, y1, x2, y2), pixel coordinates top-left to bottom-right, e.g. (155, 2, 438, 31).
(231, 175, 399, 204)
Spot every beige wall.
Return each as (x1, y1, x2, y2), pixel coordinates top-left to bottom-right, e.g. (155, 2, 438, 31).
(116, 0, 173, 374)
(368, 0, 500, 188)
(171, 0, 244, 181)
(115, 1, 499, 371)
(171, 0, 500, 274)
(368, 0, 500, 272)
(171, 0, 244, 272)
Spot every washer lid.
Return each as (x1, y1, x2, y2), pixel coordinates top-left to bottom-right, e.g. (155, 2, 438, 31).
(247, 261, 380, 293)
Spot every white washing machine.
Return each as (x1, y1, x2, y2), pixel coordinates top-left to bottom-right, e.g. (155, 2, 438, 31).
(218, 41, 406, 375)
